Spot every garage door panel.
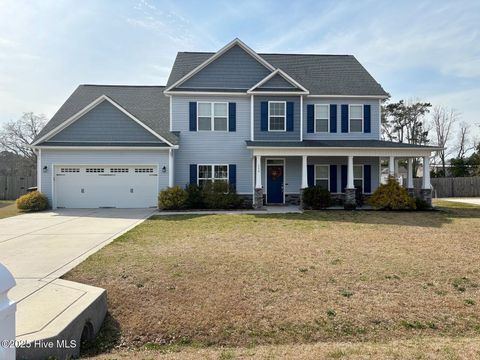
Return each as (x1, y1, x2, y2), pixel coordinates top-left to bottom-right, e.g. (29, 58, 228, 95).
(55, 166, 158, 208)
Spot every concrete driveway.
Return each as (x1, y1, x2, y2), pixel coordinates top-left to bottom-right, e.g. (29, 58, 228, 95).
(437, 197, 480, 206)
(0, 208, 154, 340)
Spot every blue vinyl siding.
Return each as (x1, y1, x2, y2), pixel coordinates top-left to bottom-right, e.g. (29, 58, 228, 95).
(254, 96, 301, 140)
(303, 98, 381, 140)
(49, 100, 163, 143)
(177, 45, 271, 90)
(171, 95, 253, 194)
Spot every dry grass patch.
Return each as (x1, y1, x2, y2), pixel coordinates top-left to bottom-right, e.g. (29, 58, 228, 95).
(65, 201, 480, 354)
(0, 200, 19, 219)
(88, 336, 480, 359)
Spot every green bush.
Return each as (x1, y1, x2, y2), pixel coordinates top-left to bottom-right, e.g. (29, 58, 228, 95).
(415, 197, 431, 210)
(368, 177, 416, 210)
(158, 186, 187, 210)
(185, 184, 205, 209)
(202, 182, 243, 209)
(16, 191, 48, 211)
(302, 186, 332, 209)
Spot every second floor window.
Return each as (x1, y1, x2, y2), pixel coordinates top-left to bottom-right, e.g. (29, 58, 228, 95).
(198, 102, 228, 131)
(349, 105, 363, 132)
(268, 101, 286, 131)
(315, 104, 329, 132)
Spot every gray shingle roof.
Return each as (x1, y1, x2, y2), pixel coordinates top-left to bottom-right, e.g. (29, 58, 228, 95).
(246, 140, 439, 149)
(34, 85, 177, 145)
(167, 52, 388, 96)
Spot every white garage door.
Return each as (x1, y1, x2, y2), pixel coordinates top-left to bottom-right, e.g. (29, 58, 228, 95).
(54, 165, 158, 208)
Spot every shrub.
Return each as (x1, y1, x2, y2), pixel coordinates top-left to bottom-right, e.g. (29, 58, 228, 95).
(158, 186, 187, 210)
(415, 196, 431, 210)
(202, 182, 243, 209)
(368, 177, 416, 210)
(302, 186, 332, 209)
(16, 191, 48, 211)
(185, 184, 205, 209)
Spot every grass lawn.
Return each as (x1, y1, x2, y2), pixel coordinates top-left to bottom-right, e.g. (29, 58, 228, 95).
(65, 200, 480, 359)
(0, 200, 19, 219)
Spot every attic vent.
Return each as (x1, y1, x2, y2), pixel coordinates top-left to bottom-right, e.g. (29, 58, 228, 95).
(86, 168, 105, 173)
(135, 168, 154, 173)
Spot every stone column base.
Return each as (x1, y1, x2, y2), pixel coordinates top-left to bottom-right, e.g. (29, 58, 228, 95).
(420, 188, 432, 207)
(300, 188, 307, 209)
(254, 188, 264, 209)
(407, 188, 415, 198)
(344, 188, 357, 210)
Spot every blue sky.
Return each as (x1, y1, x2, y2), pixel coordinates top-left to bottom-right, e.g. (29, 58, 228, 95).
(0, 0, 479, 138)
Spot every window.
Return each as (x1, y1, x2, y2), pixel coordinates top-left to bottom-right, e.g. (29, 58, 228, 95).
(86, 168, 104, 173)
(197, 102, 228, 131)
(110, 168, 129, 173)
(315, 105, 329, 132)
(353, 165, 363, 189)
(349, 105, 363, 132)
(60, 168, 79, 173)
(135, 168, 154, 173)
(315, 165, 329, 190)
(268, 101, 286, 131)
(198, 165, 228, 186)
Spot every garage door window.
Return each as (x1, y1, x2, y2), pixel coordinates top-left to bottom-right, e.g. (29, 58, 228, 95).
(135, 168, 154, 173)
(110, 168, 129, 173)
(60, 168, 80, 173)
(86, 168, 105, 173)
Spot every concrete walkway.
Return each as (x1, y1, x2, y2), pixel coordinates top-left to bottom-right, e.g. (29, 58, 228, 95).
(437, 197, 480, 206)
(0, 208, 154, 355)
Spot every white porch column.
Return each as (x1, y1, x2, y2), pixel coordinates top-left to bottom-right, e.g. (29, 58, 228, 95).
(422, 156, 431, 189)
(168, 149, 174, 187)
(255, 155, 262, 189)
(389, 156, 395, 177)
(0, 264, 16, 360)
(347, 155, 354, 189)
(407, 158, 414, 188)
(301, 155, 308, 189)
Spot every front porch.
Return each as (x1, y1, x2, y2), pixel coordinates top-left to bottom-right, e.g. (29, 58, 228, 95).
(248, 143, 437, 209)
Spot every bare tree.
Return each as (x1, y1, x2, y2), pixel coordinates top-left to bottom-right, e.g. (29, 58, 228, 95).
(0, 112, 47, 165)
(431, 106, 458, 176)
(455, 121, 473, 159)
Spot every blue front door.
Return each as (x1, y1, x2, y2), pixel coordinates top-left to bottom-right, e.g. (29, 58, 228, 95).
(267, 165, 284, 204)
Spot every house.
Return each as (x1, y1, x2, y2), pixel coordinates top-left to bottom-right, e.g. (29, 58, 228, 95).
(31, 38, 439, 209)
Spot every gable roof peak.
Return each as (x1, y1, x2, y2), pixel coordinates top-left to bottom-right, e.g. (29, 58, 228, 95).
(164, 38, 275, 93)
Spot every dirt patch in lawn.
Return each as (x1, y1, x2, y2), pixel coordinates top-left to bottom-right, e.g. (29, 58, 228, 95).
(65, 201, 480, 353)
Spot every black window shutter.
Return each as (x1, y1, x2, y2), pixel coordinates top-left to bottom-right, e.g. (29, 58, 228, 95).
(364, 104, 371, 133)
(260, 102, 268, 131)
(341, 105, 349, 133)
(286, 102, 294, 131)
(364, 164, 371, 193)
(307, 104, 314, 133)
(330, 104, 337, 133)
(189, 164, 197, 185)
(228, 164, 236, 190)
(228, 103, 236, 132)
(330, 164, 337, 192)
(341, 165, 347, 192)
(189, 102, 197, 131)
(307, 165, 314, 187)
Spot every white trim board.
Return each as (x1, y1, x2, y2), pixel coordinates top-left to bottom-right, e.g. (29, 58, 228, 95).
(249, 147, 436, 157)
(32, 95, 176, 147)
(247, 68, 309, 94)
(164, 38, 276, 92)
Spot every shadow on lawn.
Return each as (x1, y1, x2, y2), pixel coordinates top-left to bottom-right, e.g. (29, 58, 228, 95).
(80, 312, 122, 357)
(151, 206, 480, 228)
